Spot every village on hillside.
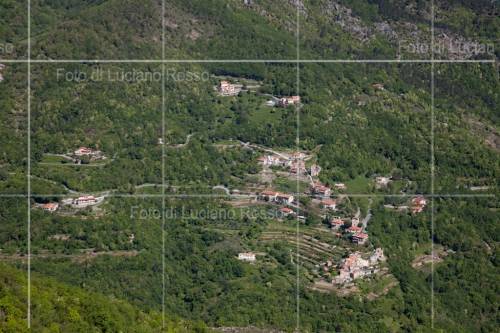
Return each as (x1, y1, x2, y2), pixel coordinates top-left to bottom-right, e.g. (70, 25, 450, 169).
(29, 76, 429, 299)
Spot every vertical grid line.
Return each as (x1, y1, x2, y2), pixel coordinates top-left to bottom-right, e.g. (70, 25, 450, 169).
(430, 0, 436, 329)
(161, 0, 166, 329)
(27, 0, 31, 328)
(295, 2, 301, 332)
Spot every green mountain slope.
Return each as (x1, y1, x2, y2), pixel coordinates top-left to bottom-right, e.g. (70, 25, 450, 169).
(0, 1, 498, 332)
(0, 263, 210, 332)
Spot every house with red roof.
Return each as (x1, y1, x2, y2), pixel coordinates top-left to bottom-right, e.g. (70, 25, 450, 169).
(352, 232, 369, 245)
(311, 183, 331, 198)
(41, 203, 59, 212)
(320, 199, 337, 211)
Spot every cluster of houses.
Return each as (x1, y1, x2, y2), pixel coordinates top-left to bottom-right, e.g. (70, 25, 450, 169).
(329, 217, 368, 245)
(258, 152, 319, 176)
(73, 147, 104, 161)
(36, 195, 104, 212)
(310, 182, 347, 198)
(383, 196, 428, 214)
(331, 248, 386, 285)
(0, 64, 5, 82)
(217, 80, 242, 96)
(39, 202, 59, 212)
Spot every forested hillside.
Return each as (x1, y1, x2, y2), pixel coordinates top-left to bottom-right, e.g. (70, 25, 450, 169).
(0, 263, 209, 332)
(0, 0, 498, 332)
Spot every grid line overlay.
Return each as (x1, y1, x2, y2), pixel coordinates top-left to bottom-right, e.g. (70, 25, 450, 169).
(9, 1, 495, 330)
(431, 0, 436, 328)
(161, 0, 167, 328)
(295, 4, 301, 332)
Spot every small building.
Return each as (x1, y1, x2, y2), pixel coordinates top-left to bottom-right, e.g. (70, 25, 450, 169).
(259, 155, 285, 167)
(320, 199, 337, 211)
(218, 80, 241, 96)
(238, 252, 256, 262)
(333, 183, 347, 191)
(259, 190, 278, 202)
(346, 225, 363, 234)
(279, 207, 295, 217)
(72, 196, 98, 208)
(41, 203, 59, 212)
(375, 176, 391, 187)
(277, 96, 301, 107)
(276, 193, 295, 205)
(411, 196, 427, 214)
(309, 164, 322, 177)
(311, 183, 331, 198)
(73, 147, 103, 160)
(352, 232, 369, 245)
(330, 218, 344, 230)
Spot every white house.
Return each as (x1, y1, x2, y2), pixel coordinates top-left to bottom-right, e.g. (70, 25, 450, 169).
(238, 252, 256, 262)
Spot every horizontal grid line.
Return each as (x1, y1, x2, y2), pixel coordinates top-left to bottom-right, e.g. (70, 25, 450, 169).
(1, 193, 496, 198)
(0, 59, 496, 64)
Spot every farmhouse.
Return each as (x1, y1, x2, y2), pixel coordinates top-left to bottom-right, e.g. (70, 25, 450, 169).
(238, 252, 256, 262)
(73, 147, 103, 160)
(259, 190, 278, 202)
(279, 207, 295, 217)
(276, 193, 295, 205)
(41, 203, 59, 212)
(218, 80, 241, 96)
(375, 176, 391, 188)
(320, 199, 337, 211)
(277, 95, 301, 107)
(311, 183, 331, 198)
(411, 196, 427, 214)
(258, 155, 286, 167)
(61, 196, 101, 209)
(352, 232, 369, 245)
(330, 217, 344, 230)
